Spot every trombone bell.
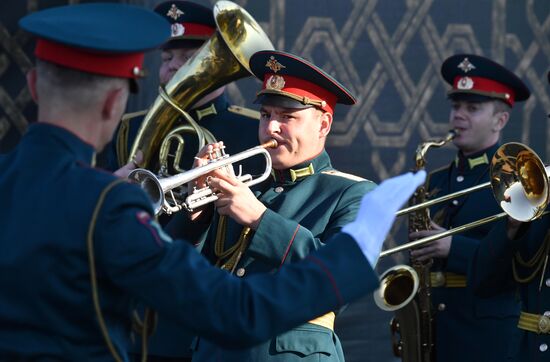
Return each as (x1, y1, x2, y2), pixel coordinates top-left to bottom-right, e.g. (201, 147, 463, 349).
(382, 142, 550, 257)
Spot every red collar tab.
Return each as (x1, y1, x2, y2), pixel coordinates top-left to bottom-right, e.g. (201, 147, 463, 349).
(35, 39, 145, 79)
(452, 75, 516, 106)
(261, 73, 337, 114)
(170, 22, 215, 39)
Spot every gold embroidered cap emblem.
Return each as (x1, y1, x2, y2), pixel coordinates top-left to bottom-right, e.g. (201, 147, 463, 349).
(265, 56, 286, 73)
(457, 57, 476, 73)
(457, 76, 474, 90)
(266, 75, 286, 90)
(167, 4, 184, 20)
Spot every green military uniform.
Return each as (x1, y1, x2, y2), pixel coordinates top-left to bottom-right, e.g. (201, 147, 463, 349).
(166, 49, 369, 361)
(166, 150, 375, 361)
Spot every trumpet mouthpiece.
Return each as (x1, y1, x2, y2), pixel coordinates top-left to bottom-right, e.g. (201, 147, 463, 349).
(262, 139, 278, 149)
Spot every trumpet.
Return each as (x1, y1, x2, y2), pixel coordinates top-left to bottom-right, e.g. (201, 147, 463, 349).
(129, 140, 278, 215)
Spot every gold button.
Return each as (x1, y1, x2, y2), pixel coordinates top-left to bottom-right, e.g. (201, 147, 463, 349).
(275, 186, 284, 193)
(432, 272, 446, 287)
(437, 303, 446, 311)
(539, 315, 550, 334)
(236, 268, 245, 277)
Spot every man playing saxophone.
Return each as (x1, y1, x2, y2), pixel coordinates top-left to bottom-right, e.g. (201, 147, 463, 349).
(409, 54, 530, 362)
(166, 50, 375, 362)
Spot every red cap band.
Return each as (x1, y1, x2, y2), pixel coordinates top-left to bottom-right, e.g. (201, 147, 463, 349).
(262, 74, 337, 114)
(452, 75, 516, 106)
(35, 39, 144, 79)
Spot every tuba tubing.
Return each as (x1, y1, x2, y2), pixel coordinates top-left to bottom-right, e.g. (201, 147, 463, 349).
(128, 0, 274, 171)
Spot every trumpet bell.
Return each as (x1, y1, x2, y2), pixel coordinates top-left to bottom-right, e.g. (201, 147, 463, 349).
(491, 142, 550, 222)
(374, 265, 419, 312)
(128, 169, 165, 215)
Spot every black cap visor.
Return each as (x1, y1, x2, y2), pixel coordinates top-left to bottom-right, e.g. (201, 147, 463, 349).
(254, 93, 315, 110)
(447, 91, 506, 104)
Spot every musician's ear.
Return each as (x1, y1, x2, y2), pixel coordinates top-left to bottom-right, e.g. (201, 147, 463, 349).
(319, 111, 332, 139)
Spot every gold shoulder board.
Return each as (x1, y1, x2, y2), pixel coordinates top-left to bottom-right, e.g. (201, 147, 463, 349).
(321, 170, 367, 182)
(227, 105, 260, 120)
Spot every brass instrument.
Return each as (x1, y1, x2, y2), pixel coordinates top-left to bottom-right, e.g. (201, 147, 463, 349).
(128, 140, 277, 215)
(380, 142, 550, 257)
(128, 0, 274, 174)
(375, 130, 456, 362)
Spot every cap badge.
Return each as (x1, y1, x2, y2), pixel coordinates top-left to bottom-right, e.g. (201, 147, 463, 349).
(266, 75, 286, 90)
(167, 4, 184, 20)
(171, 23, 185, 37)
(457, 76, 474, 90)
(457, 57, 476, 73)
(265, 56, 286, 73)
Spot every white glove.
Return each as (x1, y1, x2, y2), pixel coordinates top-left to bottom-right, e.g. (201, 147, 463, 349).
(342, 171, 426, 267)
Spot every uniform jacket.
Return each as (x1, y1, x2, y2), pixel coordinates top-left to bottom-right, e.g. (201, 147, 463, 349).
(473, 214, 550, 361)
(167, 150, 376, 362)
(0, 123, 379, 361)
(426, 143, 521, 362)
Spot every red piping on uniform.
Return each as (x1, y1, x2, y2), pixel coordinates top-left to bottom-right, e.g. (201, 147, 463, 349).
(280, 225, 300, 266)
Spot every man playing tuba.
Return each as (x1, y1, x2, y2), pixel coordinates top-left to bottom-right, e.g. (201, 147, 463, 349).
(97, 1, 265, 179)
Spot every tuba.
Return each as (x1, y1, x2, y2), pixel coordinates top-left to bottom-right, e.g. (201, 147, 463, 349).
(128, 1, 274, 175)
(374, 130, 457, 362)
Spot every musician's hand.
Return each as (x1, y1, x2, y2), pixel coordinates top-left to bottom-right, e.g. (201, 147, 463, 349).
(114, 150, 143, 178)
(409, 220, 451, 261)
(208, 175, 266, 229)
(187, 142, 227, 221)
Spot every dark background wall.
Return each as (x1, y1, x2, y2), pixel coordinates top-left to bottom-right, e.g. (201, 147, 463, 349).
(1, 1, 550, 361)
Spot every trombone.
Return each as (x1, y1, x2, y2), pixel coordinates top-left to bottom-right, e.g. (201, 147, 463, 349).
(380, 142, 550, 258)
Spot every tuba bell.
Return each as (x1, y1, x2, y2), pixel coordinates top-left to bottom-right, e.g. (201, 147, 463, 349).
(128, 0, 274, 174)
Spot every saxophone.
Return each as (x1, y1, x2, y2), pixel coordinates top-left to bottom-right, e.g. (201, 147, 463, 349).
(375, 130, 456, 362)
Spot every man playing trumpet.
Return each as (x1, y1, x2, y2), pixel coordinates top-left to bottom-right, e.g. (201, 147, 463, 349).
(167, 50, 375, 362)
